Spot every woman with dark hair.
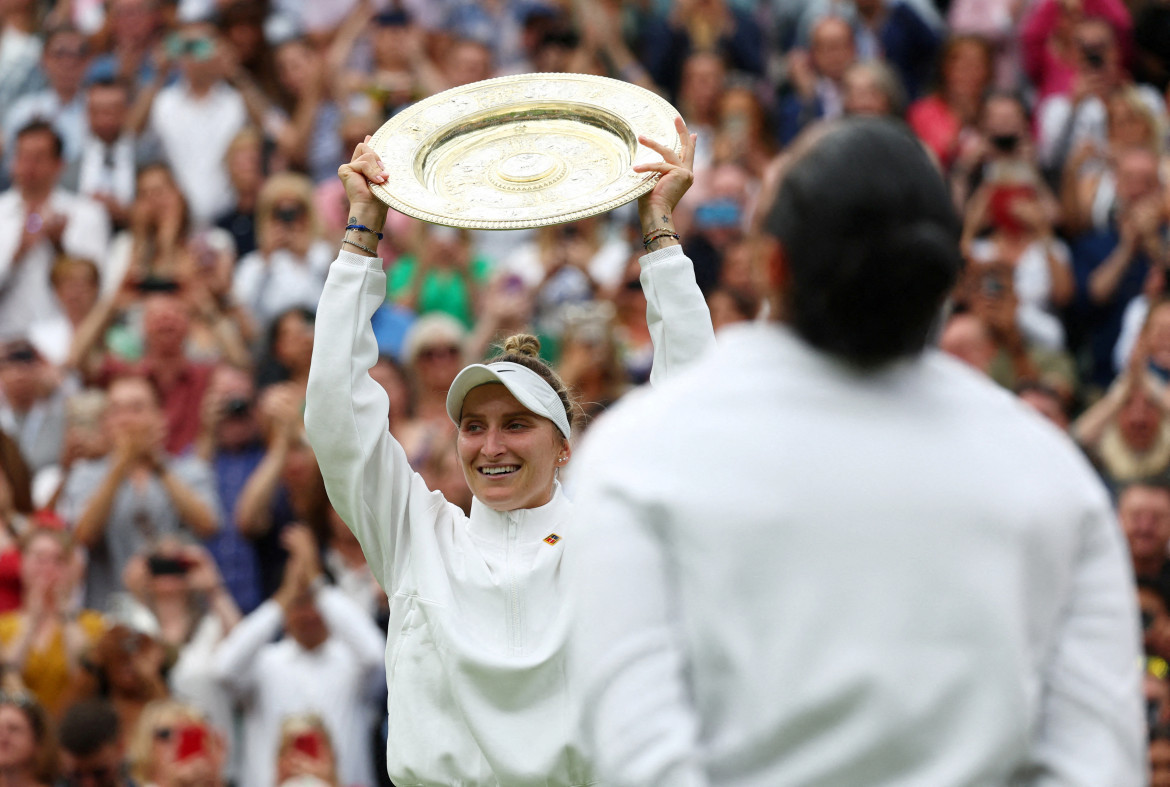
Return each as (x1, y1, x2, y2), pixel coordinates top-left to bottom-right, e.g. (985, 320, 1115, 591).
(304, 117, 714, 785)
(0, 692, 58, 787)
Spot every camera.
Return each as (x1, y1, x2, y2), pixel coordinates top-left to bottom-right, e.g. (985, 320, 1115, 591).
(147, 555, 191, 576)
(989, 134, 1019, 154)
(222, 397, 251, 418)
(135, 276, 180, 293)
(1082, 45, 1106, 70)
(272, 203, 306, 224)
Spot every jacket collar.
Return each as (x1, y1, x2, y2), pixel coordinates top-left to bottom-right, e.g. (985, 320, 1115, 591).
(467, 481, 568, 544)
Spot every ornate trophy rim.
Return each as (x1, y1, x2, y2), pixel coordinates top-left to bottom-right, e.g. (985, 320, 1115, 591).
(368, 72, 681, 230)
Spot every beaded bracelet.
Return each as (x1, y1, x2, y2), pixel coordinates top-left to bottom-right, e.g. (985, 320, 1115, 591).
(345, 223, 384, 240)
(643, 231, 680, 249)
(342, 237, 377, 255)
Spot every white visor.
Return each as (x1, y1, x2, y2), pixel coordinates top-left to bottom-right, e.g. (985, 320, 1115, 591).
(446, 361, 571, 439)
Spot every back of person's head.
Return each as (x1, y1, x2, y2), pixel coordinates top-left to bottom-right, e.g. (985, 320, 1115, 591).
(59, 699, 120, 756)
(765, 118, 962, 368)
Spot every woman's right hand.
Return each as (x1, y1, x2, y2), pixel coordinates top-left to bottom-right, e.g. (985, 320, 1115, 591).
(338, 136, 390, 228)
(635, 116, 697, 225)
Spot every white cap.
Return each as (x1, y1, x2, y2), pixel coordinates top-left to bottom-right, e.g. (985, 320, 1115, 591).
(445, 361, 571, 439)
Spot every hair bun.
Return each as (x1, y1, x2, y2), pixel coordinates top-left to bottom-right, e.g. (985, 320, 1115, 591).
(502, 333, 541, 359)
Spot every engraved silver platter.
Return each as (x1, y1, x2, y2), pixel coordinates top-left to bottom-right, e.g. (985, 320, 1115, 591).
(368, 73, 681, 230)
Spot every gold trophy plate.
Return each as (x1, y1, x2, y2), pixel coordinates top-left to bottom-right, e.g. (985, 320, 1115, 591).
(368, 73, 681, 230)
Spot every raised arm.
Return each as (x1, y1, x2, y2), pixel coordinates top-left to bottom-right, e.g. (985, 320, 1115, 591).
(634, 117, 716, 386)
(303, 139, 441, 593)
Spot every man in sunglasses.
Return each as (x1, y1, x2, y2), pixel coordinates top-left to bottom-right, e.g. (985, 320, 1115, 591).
(134, 20, 245, 225)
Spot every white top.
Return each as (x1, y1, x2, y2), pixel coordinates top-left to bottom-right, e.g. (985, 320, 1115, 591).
(969, 237, 1070, 351)
(1037, 87, 1166, 170)
(212, 586, 385, 787)
(148, 81, 246, 225)
(566, 322, 1145, 787)
(75, 133, 137, 206)
(303, 245, 715, 786)
(0, 187, 111, 339)
(232, 240, 334, 331)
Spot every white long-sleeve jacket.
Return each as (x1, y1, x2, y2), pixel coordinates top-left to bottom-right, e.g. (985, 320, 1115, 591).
(304, 245, 715, 787)
(567, 323, 1145, 787)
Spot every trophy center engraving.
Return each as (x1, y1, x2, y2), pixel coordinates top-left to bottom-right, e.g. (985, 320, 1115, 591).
(497, 153, 557, 183)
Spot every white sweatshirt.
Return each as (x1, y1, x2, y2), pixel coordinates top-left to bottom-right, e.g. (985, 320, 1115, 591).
(567, 323, 1146, 787)
(304, 246, 714, 786)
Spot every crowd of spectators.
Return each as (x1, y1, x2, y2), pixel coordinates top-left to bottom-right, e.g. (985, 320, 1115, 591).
(1, 0, 1170, 783)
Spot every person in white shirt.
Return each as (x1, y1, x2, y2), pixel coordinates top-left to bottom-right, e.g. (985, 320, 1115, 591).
(0, 121, 111, 340)
(213, 525, 384, 787)
(232, 173, 333, 335)
(1036, 17, 1166, 174)
(67, 78, 140, 228)
(303, 119, 714, 785)
(144, 21, 245, 226)
(567, 117, 1145, 786)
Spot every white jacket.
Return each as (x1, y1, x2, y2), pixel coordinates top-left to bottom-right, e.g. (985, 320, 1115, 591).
(304, 246, 714, 786)
(567, 323, 1145, 787)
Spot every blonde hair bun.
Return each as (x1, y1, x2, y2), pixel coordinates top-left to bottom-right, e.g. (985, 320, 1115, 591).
(501, 333, 541, 359)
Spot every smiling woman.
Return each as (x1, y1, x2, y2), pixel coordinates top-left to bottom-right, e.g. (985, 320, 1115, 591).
(452, 334, 574, 512)
(304, 117, 715, 786)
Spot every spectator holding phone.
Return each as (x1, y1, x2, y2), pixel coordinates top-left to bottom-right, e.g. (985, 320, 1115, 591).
(127, 700, 226, 787)
(119, 540, 239, 757)
(274, 714, 339, 787)
(961, 162, 1074, 352)
(1036, 16, 1164, 177)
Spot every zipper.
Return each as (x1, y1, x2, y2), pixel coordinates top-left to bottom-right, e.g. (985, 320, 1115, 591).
(507, 512, 521, 654)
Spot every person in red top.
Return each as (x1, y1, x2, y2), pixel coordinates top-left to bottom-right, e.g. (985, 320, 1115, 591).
(99, 294, 214, 456)
(908, 34, 994, 168)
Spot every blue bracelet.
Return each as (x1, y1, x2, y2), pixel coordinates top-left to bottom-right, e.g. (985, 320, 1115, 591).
(345, 224, 384, 240)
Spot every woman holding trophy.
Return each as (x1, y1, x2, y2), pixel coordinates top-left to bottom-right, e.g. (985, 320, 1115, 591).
(304, 113, 712, 785)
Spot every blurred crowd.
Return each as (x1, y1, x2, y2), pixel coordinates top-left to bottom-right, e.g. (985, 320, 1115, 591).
(2, 0, 1170, 784)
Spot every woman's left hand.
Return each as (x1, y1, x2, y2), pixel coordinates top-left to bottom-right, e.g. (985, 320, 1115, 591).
(635, 116, 697, 223)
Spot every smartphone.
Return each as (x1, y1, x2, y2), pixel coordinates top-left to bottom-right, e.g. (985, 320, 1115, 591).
(147, 555, 190, 576)
(174, 724, 207, 761)
(292, 731, 322, 759)
(136, 276, 180, 293)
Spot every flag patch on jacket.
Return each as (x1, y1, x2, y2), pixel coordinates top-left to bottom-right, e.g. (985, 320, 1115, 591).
(544, 533, 561, 545)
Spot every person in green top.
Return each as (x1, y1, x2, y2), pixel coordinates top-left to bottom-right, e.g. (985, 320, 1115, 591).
(385, 224, 491, 328)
